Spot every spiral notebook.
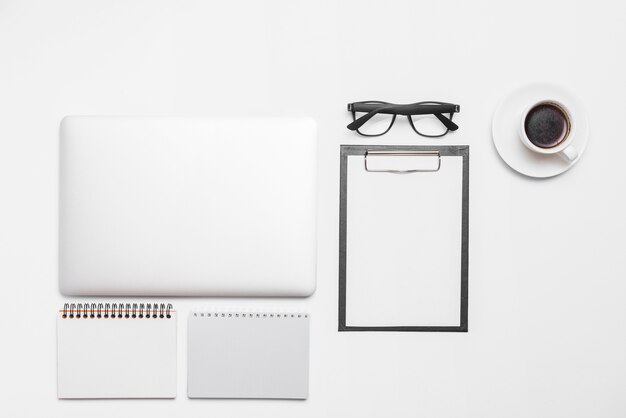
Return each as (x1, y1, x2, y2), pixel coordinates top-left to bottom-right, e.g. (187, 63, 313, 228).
(57, 303, 177, 399)
(188, 309, 309, 399)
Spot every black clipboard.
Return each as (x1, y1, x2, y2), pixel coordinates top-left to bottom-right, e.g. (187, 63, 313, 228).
(338, 145, 469, 332)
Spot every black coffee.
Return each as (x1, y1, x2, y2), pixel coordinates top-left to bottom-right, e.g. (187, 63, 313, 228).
(524, 103, 570, 148)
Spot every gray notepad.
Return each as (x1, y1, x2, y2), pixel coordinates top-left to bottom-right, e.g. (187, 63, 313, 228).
(187, 310, 309, 399)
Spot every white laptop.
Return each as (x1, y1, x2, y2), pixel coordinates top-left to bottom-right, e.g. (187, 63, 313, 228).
(59, 116, 317, 296)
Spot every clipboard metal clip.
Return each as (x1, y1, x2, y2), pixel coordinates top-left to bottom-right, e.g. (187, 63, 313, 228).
(364, 150, 441, 173)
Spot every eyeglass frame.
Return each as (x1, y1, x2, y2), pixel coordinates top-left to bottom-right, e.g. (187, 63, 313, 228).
(347, 100, 460, 137)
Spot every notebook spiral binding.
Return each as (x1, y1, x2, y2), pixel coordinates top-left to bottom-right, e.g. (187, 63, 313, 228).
(192, 310, 308, 319)
(61, 303, 173, 319)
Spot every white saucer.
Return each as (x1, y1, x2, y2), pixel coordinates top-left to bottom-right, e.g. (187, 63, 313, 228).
(492, 82, 588, 178)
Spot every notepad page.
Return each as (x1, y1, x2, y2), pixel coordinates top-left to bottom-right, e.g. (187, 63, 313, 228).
(345, 154, 463, 327)
(57, 314, 177, 398)
(188, 310, 309, 399)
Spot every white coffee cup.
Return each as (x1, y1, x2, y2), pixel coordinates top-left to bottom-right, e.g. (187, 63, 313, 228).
(519, 100, 578, 162)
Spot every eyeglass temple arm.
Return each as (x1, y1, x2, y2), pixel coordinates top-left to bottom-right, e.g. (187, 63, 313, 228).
(346, 106, 391, 131)
(434, 113, 459, 131)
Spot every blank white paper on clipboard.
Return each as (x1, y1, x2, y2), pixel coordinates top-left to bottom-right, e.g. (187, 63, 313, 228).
(339, 145, 469, 332)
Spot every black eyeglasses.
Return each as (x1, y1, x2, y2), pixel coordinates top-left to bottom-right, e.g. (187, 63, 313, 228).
(347, 101, 460, 137)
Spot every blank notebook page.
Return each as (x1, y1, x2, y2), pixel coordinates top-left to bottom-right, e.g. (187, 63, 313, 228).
(57, 306, 177, 399)
(188, 310, 309, 399)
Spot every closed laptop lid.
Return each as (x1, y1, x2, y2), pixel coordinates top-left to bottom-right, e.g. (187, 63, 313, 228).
(59, 116, 317, 296)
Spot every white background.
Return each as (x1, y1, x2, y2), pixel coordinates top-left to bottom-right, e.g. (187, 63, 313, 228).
(1, 0, 625, 417)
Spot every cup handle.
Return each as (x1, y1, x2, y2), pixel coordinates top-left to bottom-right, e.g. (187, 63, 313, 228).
(559, 145, 578, 162)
